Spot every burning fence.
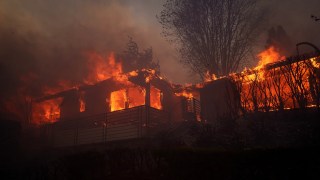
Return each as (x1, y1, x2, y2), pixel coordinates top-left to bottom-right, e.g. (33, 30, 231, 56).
(232, 49, 320, 113)
(201, 47, 320, 123)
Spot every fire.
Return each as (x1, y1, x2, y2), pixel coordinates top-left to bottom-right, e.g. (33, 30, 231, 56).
(29, 51, 167, 124)
(143, 69, 156, 83)
(231, 46, 320, 112)
(110, 89, 127, 111)
(85, 52, 122, 84)
(150, 86, 162, 109)
(109, 86, 162, 111)
(79, 91, 86, 112)
(175, 90, 194, 99)
(128, 87, 146, 108)
(43, 80, 76, 96)
(109, 86, 147, 111)
(32, 98, 63, 124)
(204, 71, 218, 82)
(310, 57, 320, 68)
(256, 46, 285, 70)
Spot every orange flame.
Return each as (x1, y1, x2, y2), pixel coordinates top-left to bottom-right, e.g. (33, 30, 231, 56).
(109, 86, 146, 111)
(31, 51, 164, 124)
(150, 86, 162, 110)
(255, 46, 285, 70)
(110, 89, 127, 111)
(175, 90, 194, 99)
(204, 71, 217, 82)
(32, 98, 63, 124)
(85, 52, 122, 84)
(79, 91, 86, 112)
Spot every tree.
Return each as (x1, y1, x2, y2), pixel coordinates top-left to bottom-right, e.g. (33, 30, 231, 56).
(159, 0, 264, 79)
(120, 37, 160, 73)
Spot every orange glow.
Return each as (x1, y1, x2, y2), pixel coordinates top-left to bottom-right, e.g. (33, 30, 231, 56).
(31, 50, 166, 124)
(110, 89, 127, 111)
(85, 52, 122, 84)
(175, 90, 193, 99)
(128, 87, 146, 108)
(79, 91, 86, 112)
(256, 46, 285, 70)
(143, 69, 156, 83)
(110, 86, 146, 112)
(32, 98, 63, 124)
(43, 80, 75, 96)
(150, 86, 162, 110)
(310, 57, 320, 68)
(231, 47, 320, 112)
(204, 71, 217, 82)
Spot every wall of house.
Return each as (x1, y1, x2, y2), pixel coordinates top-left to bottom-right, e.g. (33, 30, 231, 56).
(200, 78, 240, 123)
(150, 79, 183, 122)
(60, 90, 80, 120)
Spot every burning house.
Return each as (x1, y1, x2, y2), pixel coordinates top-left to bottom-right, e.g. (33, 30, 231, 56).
(201, 48, 320, 124)
(27, 46, 320, 148)
(30, 58, 200, 147)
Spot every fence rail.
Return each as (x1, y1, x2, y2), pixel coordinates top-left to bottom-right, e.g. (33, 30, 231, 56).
(49, 106, 169, 147)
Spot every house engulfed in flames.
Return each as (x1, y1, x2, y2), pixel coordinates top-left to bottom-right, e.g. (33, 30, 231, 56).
(31, 53, 200, 147)
(30, 48, 320, 147)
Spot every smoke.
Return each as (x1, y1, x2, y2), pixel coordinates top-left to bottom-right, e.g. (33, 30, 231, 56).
(262, 0, 320, 54)
(265, 25, 294, 56)
(0, 0, 191, 116)
(1, 0, 319, 118)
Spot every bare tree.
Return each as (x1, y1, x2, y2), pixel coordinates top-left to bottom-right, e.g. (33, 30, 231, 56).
(159, 0, 264, 79)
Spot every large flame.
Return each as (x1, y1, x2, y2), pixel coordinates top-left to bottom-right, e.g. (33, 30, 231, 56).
(233, 47, 320, 112)
(109, 86, 146, 112)
(110, 89, 127, 111)
(256, 46, 285, 70)
(84, 52, 122, 84)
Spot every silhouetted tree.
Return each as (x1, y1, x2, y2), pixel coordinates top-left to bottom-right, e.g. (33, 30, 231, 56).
(120, 37, 160, 73)
(159, 0, 264, 79)
(311, 14, 320, 22)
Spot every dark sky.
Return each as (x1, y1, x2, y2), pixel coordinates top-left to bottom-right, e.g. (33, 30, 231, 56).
(0, 0, 319, 87)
